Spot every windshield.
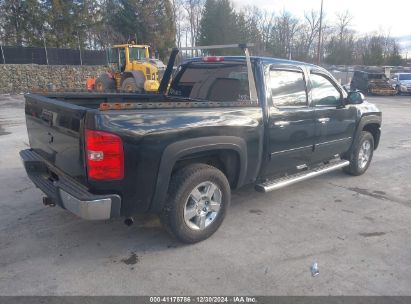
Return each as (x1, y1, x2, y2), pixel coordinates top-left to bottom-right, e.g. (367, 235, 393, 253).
(399, 74, 411, 81)
(129, 47, 146, 61)
(168, 62, 251, 102)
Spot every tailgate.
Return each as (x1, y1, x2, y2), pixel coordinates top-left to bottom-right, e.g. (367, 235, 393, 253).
(24, 94, 88, 183)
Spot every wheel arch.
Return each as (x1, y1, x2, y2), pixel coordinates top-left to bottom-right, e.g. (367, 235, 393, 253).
(150, 136, 248, 212)
(362, 123, 381, 149)
(352, 114, 381, 152)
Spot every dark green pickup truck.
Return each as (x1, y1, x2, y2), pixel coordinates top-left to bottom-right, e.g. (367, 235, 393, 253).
(20, 48, 381, 243)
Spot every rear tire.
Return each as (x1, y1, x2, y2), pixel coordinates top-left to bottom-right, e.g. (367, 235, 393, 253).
(343, 131, 374, 176)
(121, 77, 142, 93)
(160, 164, 230, 243)
(94, 74, 115, 92)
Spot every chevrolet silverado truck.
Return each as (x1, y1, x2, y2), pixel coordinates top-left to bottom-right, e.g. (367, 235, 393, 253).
(20, 45, 382, 243)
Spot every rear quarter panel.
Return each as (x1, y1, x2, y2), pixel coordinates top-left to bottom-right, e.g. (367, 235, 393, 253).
(86, 107, 264, 215)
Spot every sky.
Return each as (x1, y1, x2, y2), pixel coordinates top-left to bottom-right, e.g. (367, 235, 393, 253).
(232, 0, 411, 38)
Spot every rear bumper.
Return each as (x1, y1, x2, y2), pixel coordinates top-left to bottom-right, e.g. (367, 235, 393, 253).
(20, 149, 121, 220)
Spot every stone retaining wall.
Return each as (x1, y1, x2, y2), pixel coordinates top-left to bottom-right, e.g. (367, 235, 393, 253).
(0, 64, 108, 94)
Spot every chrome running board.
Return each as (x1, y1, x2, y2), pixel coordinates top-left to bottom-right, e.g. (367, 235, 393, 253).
(255, 160, 350, 193)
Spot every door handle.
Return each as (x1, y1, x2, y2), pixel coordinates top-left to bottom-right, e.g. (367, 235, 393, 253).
(274, 121, 290, 128)
(317, 117, 330, 124)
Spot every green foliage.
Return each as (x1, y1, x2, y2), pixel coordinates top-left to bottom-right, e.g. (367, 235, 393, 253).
(0, 0, 405, 65)
(0, 0, 44, 46)
(363, 36, 384, 65)
(0, 0, 175, 59)
(197, 0, 239, 54)
(325, 36, 355, 65)
(354, 35, 403, 66)
(41, 0, 89, 48)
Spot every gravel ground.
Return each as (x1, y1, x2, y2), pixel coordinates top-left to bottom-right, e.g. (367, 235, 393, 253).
(0, 94, 410, 296)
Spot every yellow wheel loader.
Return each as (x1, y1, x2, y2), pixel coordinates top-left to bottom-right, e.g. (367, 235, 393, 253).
(93, 41, 160, 93)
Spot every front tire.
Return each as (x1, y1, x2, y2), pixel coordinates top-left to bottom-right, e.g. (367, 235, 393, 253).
(161, 164, 231, 243)
(121, 77, 141, 93)
(343, 131, 374, 176)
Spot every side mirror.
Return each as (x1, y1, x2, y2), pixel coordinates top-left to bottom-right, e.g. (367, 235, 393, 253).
(346, 91, 364, 104)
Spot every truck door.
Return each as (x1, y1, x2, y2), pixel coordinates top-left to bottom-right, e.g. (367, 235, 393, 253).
(309, 70, 356, 163)
(264, 66, 316, 177)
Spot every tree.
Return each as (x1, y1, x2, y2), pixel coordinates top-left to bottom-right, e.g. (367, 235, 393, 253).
(386, 41, 403, 66)
(268, 11, 301, 59)
(335, 11, 352, 43)
(40, 0, 85, 48)
(363, 36, 384, 65)
(324, 11, 355, 65)
(0, 0, 405, 66)
(0, 0, 44, 46)
(238, 6, 273, 55)
(105, 0, 175, 58)
(171, 0, 184, 48)
(293, 10, 320, 61)
(182, 0, 203, 47)
(146, 0, 176, 58)
(198, 0, 237, 54)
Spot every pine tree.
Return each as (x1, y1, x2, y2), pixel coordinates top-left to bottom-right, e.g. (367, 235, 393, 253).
(197, 0, 237, 54)
(41, 0, 87, 48)
(106, 0, 175, 58)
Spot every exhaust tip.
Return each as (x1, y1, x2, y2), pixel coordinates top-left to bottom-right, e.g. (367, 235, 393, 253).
(124, 217, 134, 226)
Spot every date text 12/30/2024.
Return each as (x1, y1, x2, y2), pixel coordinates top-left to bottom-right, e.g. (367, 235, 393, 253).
(149, 297, 257, 303)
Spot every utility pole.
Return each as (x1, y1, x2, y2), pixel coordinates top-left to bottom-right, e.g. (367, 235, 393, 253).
(0, 45, 5, 64)
(317, 0, 324, 65)
(77, 31, 83, 66)
(43, 33, 49, 65)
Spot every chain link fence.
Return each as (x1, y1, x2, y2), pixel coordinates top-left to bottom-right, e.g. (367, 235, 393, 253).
(0, 46, 107, 65)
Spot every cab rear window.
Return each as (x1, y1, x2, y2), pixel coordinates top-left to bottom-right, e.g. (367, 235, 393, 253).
(168, 62, 251, 102)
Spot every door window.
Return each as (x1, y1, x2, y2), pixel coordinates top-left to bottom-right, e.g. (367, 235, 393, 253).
(269, 70, 307, 107)
(311, 73, 342, 107)
(119, 49, 126, 72)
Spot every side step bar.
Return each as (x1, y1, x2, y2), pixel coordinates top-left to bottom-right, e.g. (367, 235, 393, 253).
(255, 160, 350, 193)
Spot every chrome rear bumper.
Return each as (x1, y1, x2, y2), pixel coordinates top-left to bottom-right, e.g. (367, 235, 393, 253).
(20, 149, 121, 220)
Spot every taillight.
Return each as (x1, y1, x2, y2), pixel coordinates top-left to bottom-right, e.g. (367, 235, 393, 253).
(203, 56, 224, 62)
(85, 129, 124, 180)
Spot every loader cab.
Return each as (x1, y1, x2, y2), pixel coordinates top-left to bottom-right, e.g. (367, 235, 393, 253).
(108, 44, 151, 73)
(102, 42, 159, 93)
(108, 47, 126, 72)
